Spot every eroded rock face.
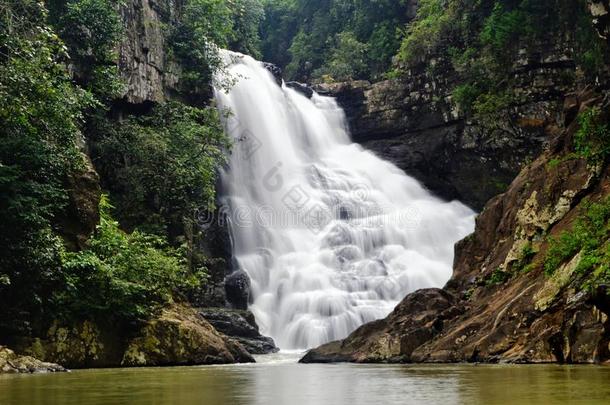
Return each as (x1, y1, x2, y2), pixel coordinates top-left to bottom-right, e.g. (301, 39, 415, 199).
(118, 0, 182, 104)
(315, 41, 577, 210)
(300, 289, 458, 363)
(301, 91, 610, 364)
(58, 156, 101, 251)
(0, 346, 65, 374)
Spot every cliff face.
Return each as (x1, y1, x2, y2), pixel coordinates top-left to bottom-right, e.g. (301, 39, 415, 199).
(118, 0, 183, 104)
(301, 89, 610, 364)
(316, 38, 578, 210)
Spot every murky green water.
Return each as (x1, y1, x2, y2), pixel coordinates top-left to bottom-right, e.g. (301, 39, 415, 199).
(1, 353, 609, 405)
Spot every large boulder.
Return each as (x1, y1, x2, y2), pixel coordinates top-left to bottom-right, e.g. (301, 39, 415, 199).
(225, 270, 251, 310)
(122, 305, 254, 366)
(199, 308, 279, 354)
(263, 62, 283, 86)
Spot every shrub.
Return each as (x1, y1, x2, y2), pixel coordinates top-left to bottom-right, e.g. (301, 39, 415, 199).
(172, 0, 233, 91)
(56, 196, 207, 323)
(543, 197, 610, 291)
(0, 0, 93, 338)
(313, 31, 370, 81)
(90, 102, 229, 239)
(397, 0, 454, 65)
(574, 107, 610, 163)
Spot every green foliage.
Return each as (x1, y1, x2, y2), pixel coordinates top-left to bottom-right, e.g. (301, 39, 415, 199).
(53, 0, 122, 65)
(397, 0, 454, 65)
(544, 198, 610, 291)
(486, 267, 511, 286)
(260, 0, 412, 81)
(574, 107, 610, 163)
(452, 83, 480, 115)
(57, 196, 206, 323)
(394, 0, 608, 122)
(0, 0, 93, 337)
(172, 0, 233, 91)
(473, 90, 516, 119)
(259, 0, 299, 69)
(49, 0, 124, 100)
(228, 0, 265, 58)
(313, 31, 369, 81)
(479, 3, 527, 56)
(90, 102, 229, 238)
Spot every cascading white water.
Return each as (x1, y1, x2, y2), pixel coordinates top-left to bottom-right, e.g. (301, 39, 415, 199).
(214, 51, 476, 350)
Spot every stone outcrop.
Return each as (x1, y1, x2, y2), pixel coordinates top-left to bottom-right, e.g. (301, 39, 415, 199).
(199, 308, 278, 354)
(300, 289, 459, 363)
(301, 90, 610, 364)
(122, 305, 254, 366)
(0, 346, 65, 374)
(118, 0, 182, 104)
(18, 304, 254, 369)
(58, 156, 101, 251)
(315, 38, 578, 211)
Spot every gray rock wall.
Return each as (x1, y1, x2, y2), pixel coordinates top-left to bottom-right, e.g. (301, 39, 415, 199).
(316, 41, 578, 210)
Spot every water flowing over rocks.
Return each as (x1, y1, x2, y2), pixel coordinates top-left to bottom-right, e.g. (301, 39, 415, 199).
(301, 91, 610, 364)
(215, 51, 475, 350)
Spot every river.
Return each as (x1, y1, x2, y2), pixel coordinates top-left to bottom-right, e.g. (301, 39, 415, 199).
(1, 353, 609, 405)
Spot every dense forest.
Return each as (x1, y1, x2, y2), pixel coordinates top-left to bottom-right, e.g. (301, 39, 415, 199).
(1, 0, 609, 363)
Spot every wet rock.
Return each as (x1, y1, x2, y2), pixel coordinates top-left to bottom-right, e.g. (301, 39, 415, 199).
(199, 308, 279, 354)
(263, 62, 283, 86)
(0, 346, 65, 374)
(18, 305, 255, 368)
(286, 81, 314, 98)
(225, 270, 251, 310)
(300, 289, 457, 363)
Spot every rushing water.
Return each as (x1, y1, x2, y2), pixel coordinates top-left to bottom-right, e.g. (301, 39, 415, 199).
(214, 52, 475, 349)
(2, 354, 609, 405)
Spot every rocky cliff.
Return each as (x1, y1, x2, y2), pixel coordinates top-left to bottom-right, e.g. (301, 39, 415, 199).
(315, 40, 579, 210)
(301, 89, 610, 364)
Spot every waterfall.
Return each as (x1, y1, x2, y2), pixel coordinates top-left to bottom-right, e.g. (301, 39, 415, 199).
(214, 51, 475, 350)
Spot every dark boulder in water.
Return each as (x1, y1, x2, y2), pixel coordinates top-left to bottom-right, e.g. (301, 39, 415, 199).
(199, 308, 279, 354)
(286, 81, 314, 98)
(225, 270, 251, 310)
(263, 62, 283, 86)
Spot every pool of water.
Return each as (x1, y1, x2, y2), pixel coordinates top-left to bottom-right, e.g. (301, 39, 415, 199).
(1, 352, 609, 405)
